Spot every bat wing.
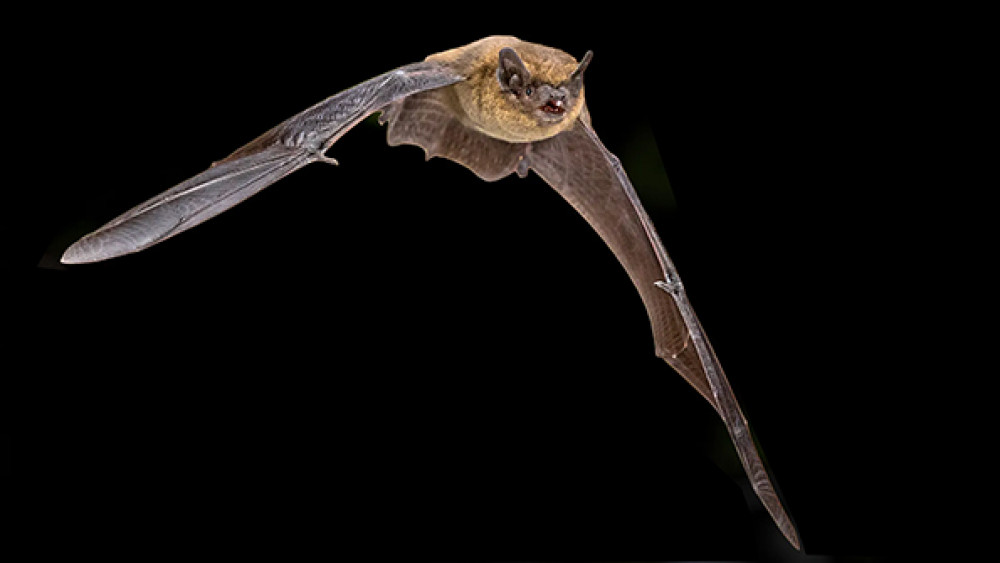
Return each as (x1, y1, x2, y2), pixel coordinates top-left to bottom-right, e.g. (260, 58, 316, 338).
(378, 102, 800, 547)
(61, 62, 463, 263)
(528, 119, 802, 550)
(380, 87, 529, 181)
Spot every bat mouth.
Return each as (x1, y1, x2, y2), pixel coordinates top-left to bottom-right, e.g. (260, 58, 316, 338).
(540, 99, 565, 114)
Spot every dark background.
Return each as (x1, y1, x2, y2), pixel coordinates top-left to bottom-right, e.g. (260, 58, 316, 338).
(14, 5, 945, 562)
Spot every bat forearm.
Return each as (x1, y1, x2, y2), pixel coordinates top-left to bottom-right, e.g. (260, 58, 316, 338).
(224, 62, 463, 163)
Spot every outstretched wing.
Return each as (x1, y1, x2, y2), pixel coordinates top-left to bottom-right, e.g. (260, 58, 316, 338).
(61, 62, 463, 264)
(528, 119, 802, 550)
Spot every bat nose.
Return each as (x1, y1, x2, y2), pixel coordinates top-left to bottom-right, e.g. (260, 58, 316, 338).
(544, 85, 566, 102)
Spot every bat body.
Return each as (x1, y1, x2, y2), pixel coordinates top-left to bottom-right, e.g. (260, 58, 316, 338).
(61, 36, 800, 550)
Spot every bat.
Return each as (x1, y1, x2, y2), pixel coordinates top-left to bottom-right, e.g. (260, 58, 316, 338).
(60, 36, 801, 549)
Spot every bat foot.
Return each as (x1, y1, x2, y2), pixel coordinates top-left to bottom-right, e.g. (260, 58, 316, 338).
(516, 156, 530, 178)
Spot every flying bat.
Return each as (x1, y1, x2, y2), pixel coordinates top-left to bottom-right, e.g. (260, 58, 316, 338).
(60, 36, 801, 549)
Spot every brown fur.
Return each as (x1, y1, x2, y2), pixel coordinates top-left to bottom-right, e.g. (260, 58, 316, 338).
(426, 36, 586, 143)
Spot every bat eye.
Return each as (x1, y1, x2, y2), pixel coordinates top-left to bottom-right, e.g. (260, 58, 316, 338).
(525, 86, 533, 96)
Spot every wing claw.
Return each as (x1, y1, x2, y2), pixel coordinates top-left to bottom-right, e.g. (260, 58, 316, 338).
(315, 154, 340, 166)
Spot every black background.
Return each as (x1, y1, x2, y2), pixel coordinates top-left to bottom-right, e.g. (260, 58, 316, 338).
(14, 4, 946, 562)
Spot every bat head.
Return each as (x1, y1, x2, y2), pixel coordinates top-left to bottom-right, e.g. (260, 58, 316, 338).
(496, 47, 592, 125)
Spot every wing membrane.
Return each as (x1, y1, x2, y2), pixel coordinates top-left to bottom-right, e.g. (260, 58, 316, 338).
(62, 62, 463, 263)
(529, 119, 801, 550)
(61, 146, 312, 263)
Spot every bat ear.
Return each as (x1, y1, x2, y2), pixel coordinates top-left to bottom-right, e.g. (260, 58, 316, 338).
(497, 47, 531, 93)
(567, 50, 593, 93)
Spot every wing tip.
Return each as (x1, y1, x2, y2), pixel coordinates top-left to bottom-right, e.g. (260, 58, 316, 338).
(60, 239, 97, 264)
(59, 234, 134, 265)
(776, 515, 803, 550)
(788, 528, 802, 551)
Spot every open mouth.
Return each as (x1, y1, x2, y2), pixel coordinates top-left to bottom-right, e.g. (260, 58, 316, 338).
(540, 100, 565, 114)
